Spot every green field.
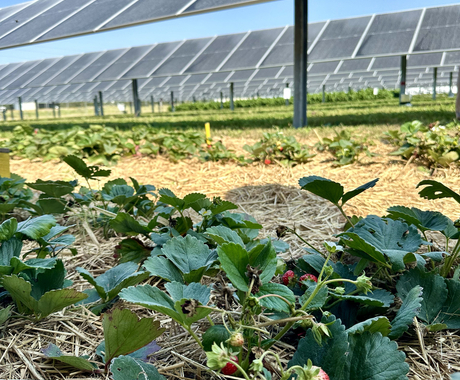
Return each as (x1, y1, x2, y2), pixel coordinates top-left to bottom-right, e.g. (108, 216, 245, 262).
(0, 94, 456, 132)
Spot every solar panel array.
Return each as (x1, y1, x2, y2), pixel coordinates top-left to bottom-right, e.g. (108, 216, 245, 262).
(1, 3, 460, 105)
(0, 0, 275, 50)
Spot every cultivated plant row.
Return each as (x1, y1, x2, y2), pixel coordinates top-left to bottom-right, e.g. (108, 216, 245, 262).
(1, 156, 460, 379)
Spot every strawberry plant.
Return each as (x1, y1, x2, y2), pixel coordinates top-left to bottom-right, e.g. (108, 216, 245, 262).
(244, 131, 315, 166)
(386, 120, 460, 168)
(315, 130, 375, 166)
(42, 308, 165, 377)
(0, 174, 33, 221)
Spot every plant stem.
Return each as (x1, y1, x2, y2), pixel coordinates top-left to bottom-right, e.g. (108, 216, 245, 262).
(257, 294, 292, 307)
(225, 359, 251, 380)
(337, 203, 355, 228)
(185, 326, 204, 349)
(206, 315, 214, 326)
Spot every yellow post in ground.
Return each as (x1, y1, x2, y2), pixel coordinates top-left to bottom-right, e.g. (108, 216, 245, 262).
(0, 149, 10, 178)
(205, 122, 212, 146)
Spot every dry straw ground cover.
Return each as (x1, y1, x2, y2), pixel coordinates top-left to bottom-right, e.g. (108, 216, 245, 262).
(4, 132, 460, 380)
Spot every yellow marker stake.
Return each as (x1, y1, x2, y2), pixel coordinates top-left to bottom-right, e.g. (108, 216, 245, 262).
(205, 122, 212, 146)
(0, 148, 10, 178)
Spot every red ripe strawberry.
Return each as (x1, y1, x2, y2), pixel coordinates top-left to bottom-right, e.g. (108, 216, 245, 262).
(221, 356, 238, 375)
(264, 159, 271, 165)
(279, 147, 284, 151)
(299, 273, 318, 284)
(312, 366, 329, 380)
(282, 270, 296, 287)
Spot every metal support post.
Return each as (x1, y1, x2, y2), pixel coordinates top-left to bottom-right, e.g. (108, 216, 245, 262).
(293, 0, 308, 128)
(151, 96, 154, 113)
(449, 72, 454, 98)
(456, 71, 460, 119)
(98, 91, 104, 116)
(35, 100, 39, 119)
(322, 85, 326, 103)
(52, 103, 56, 118)
(220, 92, 224, 109)
(18, 97, 23, 120)
(2, 109, 6, 121)
(132, 79, 140, 116)
(193, 96, 196, 103)
(58, 104, 61, 118)
(10, 108, 13, 120)
(433, 67, 438, 100)
(170, 91, 175, 112)
(399, 55, 407, 105)
(230, 82, 234, 111)
(94, 96, 99, 116)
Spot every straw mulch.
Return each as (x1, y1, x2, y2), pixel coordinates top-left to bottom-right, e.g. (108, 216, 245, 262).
(4, 137, 460, 380)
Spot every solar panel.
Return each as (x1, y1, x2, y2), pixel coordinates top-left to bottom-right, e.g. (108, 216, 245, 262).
(220, 28, 284, 70)
(3, 58, 59, 89)
(0, 0, 92, 49)
(0, 0, 62, 41)
(309, 16, 371, 60)
(339, 58, 371, 72)
(185, 33, 246, 73)
(414, 5, 460, 52)
(408, 53, 442, 67)
(205, 72, 231, 83)
(357, 10, 422, 56)
(152, 38, 212, 76)
(95, 45, 154, 81)
(26, 55, 81, 87)
(227, 69, 255, 81)
(371, 56, 400, 70)
(309, 61, 340, 74)
(47, 52, 103, 85)
(70, 49, 127, 83)
(122, 41, 182, 79)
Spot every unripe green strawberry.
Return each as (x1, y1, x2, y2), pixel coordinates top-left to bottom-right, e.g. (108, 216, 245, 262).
(228, 332, 244, 347)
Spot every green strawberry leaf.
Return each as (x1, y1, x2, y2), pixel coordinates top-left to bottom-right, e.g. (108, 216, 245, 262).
(42, 343, 96, 371)
(389, 285, 423, 340)
(299, 176, 344, 204)
(347, 316, 391, 336)
(387, 206, 450, 232)
(103, 308, 165, 364)
(110, 355, 166, 380)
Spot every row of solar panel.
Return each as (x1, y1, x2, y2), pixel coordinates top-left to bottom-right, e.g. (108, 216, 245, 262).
(0, 64, 453, 105)
(1, 24, 460, 96)
(1, 1, 460, 61)
(0, 0, 273, 50)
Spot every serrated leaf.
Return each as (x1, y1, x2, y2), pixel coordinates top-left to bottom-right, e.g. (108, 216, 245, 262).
(103, 308, 165, 364)
(389, 285, 423, 340)
(342, 332, 409, 380)
(387, 206, 449, 232)
(332, 289, 394, 307)
(164, 282, 211, 305)
(64, 155, 111, 179)
(77, 263, 149, 302)
(342, 179, 379, 205)
(299, 176, 344, 204)
(217, 243, 250, 292)
(26, 180, 75, 197)
(182, 193, 207, 209)
(110, 355, 166, 380)
(256, 283, 295, 313)
(339, 216, 424, 271)
(0, 305, 12, 326)
(144, 256, 183, 283)
(417, 180, 460, 204)
(116, 238, 152, 264)
(2, 274, 87, 319)
(0, 218, 18, 241)
(41, 343, 96, 371)
(397, 269, 447, 325)
(206, 226, 244, 247)
(161, 235, 214, 284)
(289, 316, 348, 378)
(290, 317, 409, 380)
(120, 285, 181, 322)
(17, 215, 56, 240)
(109, 213, 151, 236)
(434, 279, 460, 329)
(0, 237, 22, 266)
(300, 284, 328, 310)
(347, 316, 391, 336)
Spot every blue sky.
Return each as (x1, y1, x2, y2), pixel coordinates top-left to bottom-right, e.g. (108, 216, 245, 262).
(0, 0, 459, 64)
